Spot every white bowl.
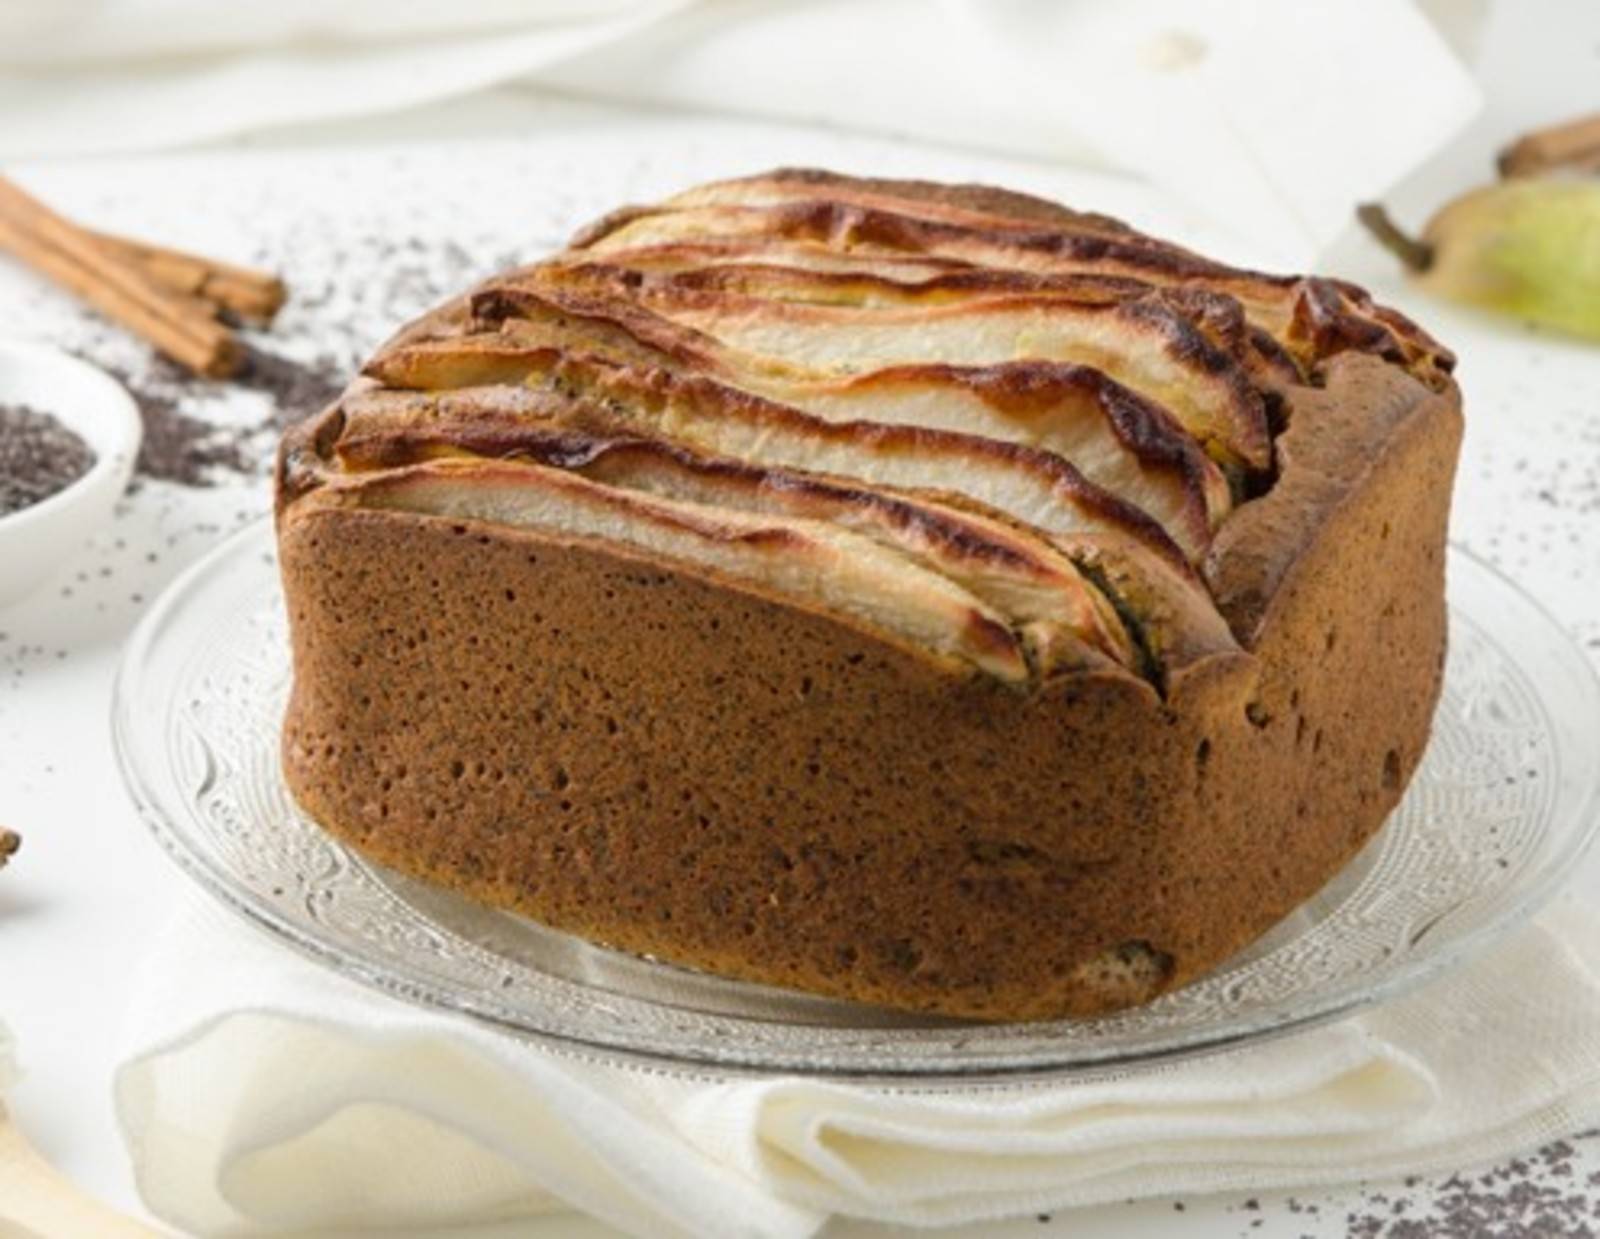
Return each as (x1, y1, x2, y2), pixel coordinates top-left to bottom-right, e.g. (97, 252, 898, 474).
(0, 341, 142, 609)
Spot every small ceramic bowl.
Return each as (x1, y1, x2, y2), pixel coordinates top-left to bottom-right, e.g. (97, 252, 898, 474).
(0, 341, 142, 609)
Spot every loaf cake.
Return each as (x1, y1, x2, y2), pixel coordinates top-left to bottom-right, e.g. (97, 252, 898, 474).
(276, 170, 1462, 1021)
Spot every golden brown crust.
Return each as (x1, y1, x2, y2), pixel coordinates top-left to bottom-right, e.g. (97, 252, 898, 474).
(275, 171, 1462, 1020)
(580, 171, 1454, 389)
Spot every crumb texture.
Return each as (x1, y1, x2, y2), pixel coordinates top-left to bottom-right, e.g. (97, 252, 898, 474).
(277, 170, 1462, 1019)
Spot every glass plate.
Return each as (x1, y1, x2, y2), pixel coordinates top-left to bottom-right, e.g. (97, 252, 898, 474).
(113, 523, 1600, 1082)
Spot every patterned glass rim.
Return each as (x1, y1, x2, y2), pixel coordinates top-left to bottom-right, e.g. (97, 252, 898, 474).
(112, 523, 1600, 1083)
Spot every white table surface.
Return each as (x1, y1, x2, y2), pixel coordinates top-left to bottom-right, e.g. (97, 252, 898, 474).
(2, 92, 1599, 1238)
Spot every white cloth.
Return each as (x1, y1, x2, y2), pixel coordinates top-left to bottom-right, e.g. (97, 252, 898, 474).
(115, 895, 1600, 1239)
(0, 0, 1480, 265)
(0, 1020, 16, 1097)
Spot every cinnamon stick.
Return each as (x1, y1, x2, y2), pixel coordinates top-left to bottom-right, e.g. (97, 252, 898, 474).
(87, 229, 286, 326)
(0, 176, 241, 377)
(1498, 112, 1600, 178)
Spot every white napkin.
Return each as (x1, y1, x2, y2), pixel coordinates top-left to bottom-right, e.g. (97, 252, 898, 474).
(0, 0, 1480, 265)
(0, 1019, 16, 1097)
(540, 0, 1484, 265)
(116, 894, 1600, 1239)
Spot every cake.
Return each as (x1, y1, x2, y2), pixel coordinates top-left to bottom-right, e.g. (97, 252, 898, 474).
(276, 170, 1462, 1021)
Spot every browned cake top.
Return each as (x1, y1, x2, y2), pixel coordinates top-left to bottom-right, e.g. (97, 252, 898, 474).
(280, 169, 1454, 691)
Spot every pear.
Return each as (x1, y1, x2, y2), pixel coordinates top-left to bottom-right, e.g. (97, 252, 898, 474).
(1359, 180, 1600, 341)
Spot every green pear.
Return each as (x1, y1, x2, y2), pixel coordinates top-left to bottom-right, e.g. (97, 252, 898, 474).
(1360, 180, 1600, 341)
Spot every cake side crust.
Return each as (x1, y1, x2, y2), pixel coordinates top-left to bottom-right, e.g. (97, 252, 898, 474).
(277, 358, 1460, 1019)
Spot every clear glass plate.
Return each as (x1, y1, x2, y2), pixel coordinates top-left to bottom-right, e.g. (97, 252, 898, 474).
(113, 523, 1600, 1082)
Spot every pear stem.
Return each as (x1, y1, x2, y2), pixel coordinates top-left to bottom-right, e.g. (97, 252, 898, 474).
(1357, 203, 1435, 274)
